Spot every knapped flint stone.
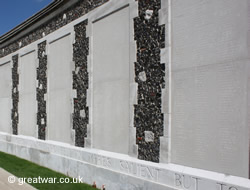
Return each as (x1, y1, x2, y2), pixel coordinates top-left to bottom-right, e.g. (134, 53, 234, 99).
(73, 20, 89, 147)
(37, 41, 47, 140)
(11, 54, 19, 135)
(0, 0, 108, 58)
(7, 0, 166, 160)
(134, 0, 165, 163)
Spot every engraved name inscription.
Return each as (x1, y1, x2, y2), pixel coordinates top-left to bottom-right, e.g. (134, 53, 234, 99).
(175, 173, 201, 190)
(175, 173, 240, 190)
(89, 154, 112, 168)
(119, 160, 160, 181)
(86, 154, 243, 190)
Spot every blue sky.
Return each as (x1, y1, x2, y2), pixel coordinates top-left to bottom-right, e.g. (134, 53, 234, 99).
(0, 0, 53, 36)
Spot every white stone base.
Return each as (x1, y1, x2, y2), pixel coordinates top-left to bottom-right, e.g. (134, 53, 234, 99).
(0, 132, 249, 190)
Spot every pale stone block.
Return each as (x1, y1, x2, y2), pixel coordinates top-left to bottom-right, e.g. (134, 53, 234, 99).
(19, 51, 37, 138)
(130, 83, 138, 105)
(70, 129, 75, 146)
(0, 99, 11, 134)
(128, 125, 137, 158)
(161, 88, 168, 114)
(70, 61, 75, 71)
(80, 109, 86, 118)
(92, 7, 130, 154)
(71, 89, 77, 99)
(160, 136, 170, 163)
(159, 8, 168, 25)
(35, 58, 39, 68)
(145, 131, 154, 142)
(44, 94, 48, 101)
(86, 89, 91, 107)
(138, 71, 147, 82)
(163, 113, 170, 137)
(47, 35, 72, 144)
(86, 23, 91, 38)
(129, 1, 138, 19)
(160, 47, 168, 64)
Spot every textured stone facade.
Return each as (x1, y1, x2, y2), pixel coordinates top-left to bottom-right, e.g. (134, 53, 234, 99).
(72, 20, 89, 147)
(37, 41, 47, 140)
(0, 0, 108, 58)
(6, 0, 167, 161)
(134, 0, 165, 162)
(1, 0, 108, 143)
(11, 54, 19, 135)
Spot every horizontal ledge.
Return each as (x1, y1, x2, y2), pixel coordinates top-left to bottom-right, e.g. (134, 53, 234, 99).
(48, 32, 71, 44)
(0, 132, 248, 190)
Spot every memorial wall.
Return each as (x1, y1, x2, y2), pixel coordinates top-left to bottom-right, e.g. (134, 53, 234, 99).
(0, 0, 249, 189)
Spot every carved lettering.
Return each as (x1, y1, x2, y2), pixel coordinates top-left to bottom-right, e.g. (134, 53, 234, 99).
(129, 162, 137, 175)
(89, 154, 112, 168)
(140, 165, 147, 178)
(146, 165, 155, 179)
(183, 175, 192, 189)
(120, 161, 129, 172)
(229, 187, 238, 190)
(119, 161, 159, 181)
(175, 173, 182, 186)
(217, 183, 239, 190)
(192, 177, 201, 190)
(175, 173, 201, 190)
(88, 156, 241, 190)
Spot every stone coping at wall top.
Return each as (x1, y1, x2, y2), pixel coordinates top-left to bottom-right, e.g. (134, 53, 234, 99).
(0, 0, 66, 44)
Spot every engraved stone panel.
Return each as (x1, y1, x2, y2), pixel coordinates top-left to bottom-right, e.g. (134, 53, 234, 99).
(171, 0, 249, 178)
(19, 51, 37, 137)
(48, 35, 72, 144)
(92, 7, 130, 154)
(0, 63, 11, 133)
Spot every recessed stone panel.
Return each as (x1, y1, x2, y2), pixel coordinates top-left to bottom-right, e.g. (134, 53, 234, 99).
(19, 51, 37, 137)
(171, 0, 250, 177)
(0, 63, 11, 133)
(92, 7, 130, 154)
(48, 35, 72, 144)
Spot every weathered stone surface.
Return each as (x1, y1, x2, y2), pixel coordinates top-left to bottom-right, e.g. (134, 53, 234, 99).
(0, 133, 248, 190)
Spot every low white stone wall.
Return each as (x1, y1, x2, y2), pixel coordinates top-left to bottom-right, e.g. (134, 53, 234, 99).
(0, 132, 249, 190)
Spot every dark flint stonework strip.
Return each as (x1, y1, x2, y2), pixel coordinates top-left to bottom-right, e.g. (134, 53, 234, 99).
(72, 20, 89, 147)
(37, 41, 47, 140)
(134, 0, 165, 162)
(11, 54, 19, 135)
(0, 0, 108, 58)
